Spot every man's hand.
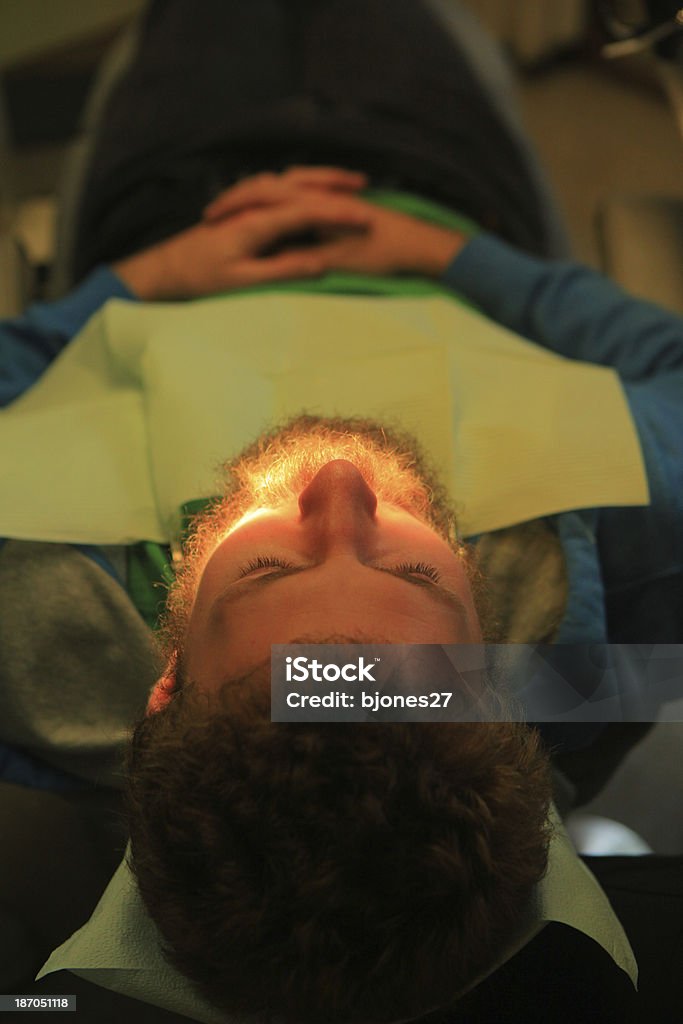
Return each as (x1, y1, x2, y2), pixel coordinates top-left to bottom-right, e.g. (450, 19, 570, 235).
(114, 165, 469, 298)
(203, 165, 369, 222)
(112, 191, 371, 300)
(203, 168, 469, 280)
(309, 202, 467, 278)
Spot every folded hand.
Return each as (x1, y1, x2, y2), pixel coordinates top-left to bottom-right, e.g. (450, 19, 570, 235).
(114, 166, 468, 299)
(204, 167, 468, 280)
(112, 172, 370, 299)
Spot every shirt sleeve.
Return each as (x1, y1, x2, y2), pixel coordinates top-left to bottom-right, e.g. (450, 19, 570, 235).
(443, 233, 683, 640)
(441, 232, 683, 380)
(0, 267, 136, 408)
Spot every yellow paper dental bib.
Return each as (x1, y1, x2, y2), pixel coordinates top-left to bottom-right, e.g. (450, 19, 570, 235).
(0, 291, 648, 544)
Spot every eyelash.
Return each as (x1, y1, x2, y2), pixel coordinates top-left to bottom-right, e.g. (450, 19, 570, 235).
(238, 555, 296, 577)
(237, 556, 441, 583)
(392, 561, 442, 583)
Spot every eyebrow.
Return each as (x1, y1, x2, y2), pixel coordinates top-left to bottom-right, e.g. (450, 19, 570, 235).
(213, 564, 467, 621)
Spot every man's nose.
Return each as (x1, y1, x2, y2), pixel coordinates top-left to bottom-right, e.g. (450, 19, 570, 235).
(298, 460, 378, 544)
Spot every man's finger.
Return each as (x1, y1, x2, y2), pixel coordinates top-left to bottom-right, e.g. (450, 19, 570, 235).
(203, 167, 367, 222)
(232, 250, 331, 286)
(241, 199, 371, 251)
(282, 166, 368, 190)
(203, 174, 280, 221)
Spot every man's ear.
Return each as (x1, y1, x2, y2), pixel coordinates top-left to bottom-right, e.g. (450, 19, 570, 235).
(146, 671, 176, 715)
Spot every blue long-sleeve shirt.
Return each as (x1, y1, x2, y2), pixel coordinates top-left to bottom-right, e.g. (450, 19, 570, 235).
(444, 235, 683, 647)
(0, 266, 135, 406)
(1, 234, 681, 782)
(2, 234, 682, 643)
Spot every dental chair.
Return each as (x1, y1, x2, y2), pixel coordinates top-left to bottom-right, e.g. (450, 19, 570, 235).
(0, 20, 142, 995)
(5, 14, 683, 313)
(0, 9, 682, 1017)
(0, 20, 141, 314)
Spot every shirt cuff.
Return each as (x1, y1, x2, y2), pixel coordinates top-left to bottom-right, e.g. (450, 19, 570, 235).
(440, 232, 550, 313)
(40, 266, 139, 338)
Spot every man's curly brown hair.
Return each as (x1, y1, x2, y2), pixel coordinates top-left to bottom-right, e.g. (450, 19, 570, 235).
(126, 671, 552, 1024)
